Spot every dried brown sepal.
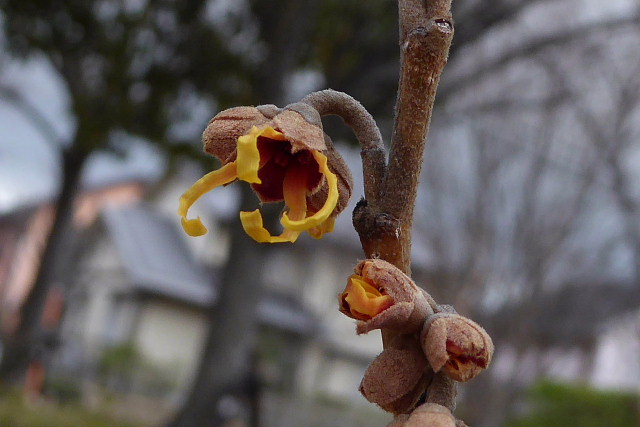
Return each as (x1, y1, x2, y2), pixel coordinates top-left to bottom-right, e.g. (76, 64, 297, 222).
(203, 106, 270, 163)
(339, 259, 433, 334)
(421, 313, 494, 382)
(402, 403, 457, 427)
(272, 108, 325, 153)
(359, 335, 432, 414)
(203, 106, 328, 161)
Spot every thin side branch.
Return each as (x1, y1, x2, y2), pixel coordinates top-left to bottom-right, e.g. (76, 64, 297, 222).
(301, 89, 386, 202)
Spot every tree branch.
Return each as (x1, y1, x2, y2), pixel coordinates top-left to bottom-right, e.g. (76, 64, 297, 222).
(354, 0, 453, 274)
(351, 0, 456, 418)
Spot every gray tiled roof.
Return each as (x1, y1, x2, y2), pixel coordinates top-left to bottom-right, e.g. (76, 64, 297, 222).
(103, 204, 216, 306)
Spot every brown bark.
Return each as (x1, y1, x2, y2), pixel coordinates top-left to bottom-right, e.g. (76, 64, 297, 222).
(350, 0, 456, 418)
(354, 0, 453, 275)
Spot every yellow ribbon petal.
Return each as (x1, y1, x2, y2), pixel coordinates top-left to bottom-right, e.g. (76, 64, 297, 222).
(240, 209, 300, 243)
(237, 126, 287, 184)
(280, 151, 338, 232)
(236, 127, 262, 184)
(344, 275, 393, 320)
(178, 162, 238, 236)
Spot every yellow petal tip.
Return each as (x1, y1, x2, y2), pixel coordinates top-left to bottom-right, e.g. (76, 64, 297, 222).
(181, 217, 208, 237)
(177, 162, 238, 238)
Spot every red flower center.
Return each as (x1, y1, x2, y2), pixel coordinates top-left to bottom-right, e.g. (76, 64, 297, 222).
(251, 137, 323, 202)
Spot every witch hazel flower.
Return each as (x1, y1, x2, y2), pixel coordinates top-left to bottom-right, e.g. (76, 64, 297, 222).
(179, 102, 353, 243)
(339, 259, 433, 334)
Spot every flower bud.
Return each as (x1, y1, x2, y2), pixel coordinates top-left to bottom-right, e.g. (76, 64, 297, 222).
(402, 403, 457, 427)
(421, 313, 494, 382)
(339, 259, 433, 334)
(359, 336, 432, 415)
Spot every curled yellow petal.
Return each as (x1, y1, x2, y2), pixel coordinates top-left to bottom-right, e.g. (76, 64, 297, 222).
(240, 209, 300, 243)
(343, 275, 393, 320)
(178, 162, 238, 236)
(280, 151, 338, 232)
(237, 126, 287, 184)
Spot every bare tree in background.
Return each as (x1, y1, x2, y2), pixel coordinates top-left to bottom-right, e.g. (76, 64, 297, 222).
(412, 7, 640, 425)
(2, 0, 639, 425)
(0, 0, 249, 382)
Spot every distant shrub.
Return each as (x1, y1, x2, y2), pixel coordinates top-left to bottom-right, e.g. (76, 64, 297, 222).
(98, 342, 176, 396)
(45, 376, 82, 403)
(508, 380, 640, 427)
(0, 387, 141, 427)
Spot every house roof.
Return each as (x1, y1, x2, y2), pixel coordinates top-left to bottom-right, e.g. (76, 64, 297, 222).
(103, 204, 216, 305)
(102, 204, 317, 336)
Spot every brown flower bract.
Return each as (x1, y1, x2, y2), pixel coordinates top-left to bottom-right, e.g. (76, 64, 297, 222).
(203, 106, 268, 164)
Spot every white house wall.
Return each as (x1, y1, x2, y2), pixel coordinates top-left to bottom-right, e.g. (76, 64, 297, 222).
(80, 237, 131, 357)
(591, 312, 640, 390)
(132, 299, 209, 386)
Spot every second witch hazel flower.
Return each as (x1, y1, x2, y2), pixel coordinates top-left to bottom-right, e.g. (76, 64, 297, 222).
(339, 259, 433, 334)
(179, 102, 353, 243)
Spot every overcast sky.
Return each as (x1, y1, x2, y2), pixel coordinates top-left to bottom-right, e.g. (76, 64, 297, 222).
(0, 55, 165, 214)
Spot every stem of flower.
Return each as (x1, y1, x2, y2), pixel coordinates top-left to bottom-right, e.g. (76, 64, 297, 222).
(300, 89, 386, 202)
(426, 372, 458, 413)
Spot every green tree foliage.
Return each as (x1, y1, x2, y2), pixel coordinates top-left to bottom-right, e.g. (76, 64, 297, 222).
(508, 381, 640, 427)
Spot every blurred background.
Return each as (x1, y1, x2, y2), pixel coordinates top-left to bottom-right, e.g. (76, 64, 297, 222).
(1, 0, 640, 426)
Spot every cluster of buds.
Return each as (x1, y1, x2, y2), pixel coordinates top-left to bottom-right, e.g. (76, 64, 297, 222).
(339, 259, 494, 424)
(179, 101, 353, 243)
